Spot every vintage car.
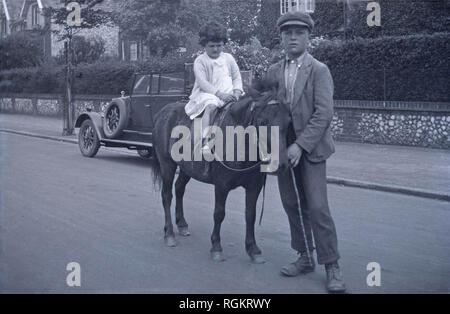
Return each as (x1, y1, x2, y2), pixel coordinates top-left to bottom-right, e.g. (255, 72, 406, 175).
(75, 67, 193, 159)
(75, 65, 251, 158)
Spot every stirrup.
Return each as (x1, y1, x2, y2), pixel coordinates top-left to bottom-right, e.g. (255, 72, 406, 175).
(259, 151, 271, 164)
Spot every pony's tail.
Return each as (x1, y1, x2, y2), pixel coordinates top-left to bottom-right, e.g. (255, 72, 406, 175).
(149, 150, 162, 191)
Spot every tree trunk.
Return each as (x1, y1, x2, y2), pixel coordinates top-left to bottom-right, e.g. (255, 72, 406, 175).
(62, 37, 75, 136)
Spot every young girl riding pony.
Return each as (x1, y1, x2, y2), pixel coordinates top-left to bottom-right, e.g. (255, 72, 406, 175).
(185, 22, 243, 153)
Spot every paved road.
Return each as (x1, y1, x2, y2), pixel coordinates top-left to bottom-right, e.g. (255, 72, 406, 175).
(0, 133, 449, 293)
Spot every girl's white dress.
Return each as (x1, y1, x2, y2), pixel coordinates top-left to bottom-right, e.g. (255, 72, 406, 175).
(185, 52, 243, 120)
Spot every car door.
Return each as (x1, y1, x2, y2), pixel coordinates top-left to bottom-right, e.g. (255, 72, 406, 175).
(129, 74, 153, 132)
(148, 72, 186, 120)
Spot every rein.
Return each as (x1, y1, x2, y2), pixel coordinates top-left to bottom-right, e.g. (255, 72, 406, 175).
(259, 173, 267, 226)
(214, 102, 264, 173)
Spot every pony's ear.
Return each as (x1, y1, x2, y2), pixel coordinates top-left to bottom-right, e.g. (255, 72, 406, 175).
(248, 76, 279, 97)
(263, 76, 279, 91)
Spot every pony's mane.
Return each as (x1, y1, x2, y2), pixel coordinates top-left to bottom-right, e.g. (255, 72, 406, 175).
(230, 77, 280, 126)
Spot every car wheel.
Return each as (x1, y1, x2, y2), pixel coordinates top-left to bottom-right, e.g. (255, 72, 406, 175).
(103, 102, 128, 138)
(137, 149, 152, 158)
(79, 119, 101, 157)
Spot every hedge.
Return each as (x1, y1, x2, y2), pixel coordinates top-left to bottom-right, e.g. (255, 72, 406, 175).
(1, 33, 449, 102)
(312, 32, 450, 102)
(73, 60, 136, 95)
(0, 54, 190, 95)
(0, 64, 63, 94)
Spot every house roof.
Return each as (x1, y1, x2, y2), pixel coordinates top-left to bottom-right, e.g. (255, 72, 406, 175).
(2, 0, 24, 20)
(40, 0, 62, 8)
(0, 1, 6, 19)
(41, 0, 124, 11)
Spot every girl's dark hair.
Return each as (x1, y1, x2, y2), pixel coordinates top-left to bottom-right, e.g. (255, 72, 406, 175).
(198, 22, 228, 47)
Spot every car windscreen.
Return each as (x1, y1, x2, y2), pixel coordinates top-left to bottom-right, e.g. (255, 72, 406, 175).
(133, 75, 151, 95)
(133, 72, 186, 95)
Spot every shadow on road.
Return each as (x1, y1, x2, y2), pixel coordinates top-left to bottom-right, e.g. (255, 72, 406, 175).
(95, 154, 152, 168)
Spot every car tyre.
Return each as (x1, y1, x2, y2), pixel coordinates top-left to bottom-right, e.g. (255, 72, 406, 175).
(137, 149, 152, 158)
(103, 102, 128, 138)
(79, 119, 101, 157)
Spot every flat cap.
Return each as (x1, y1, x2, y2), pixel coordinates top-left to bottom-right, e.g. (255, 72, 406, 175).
(277, 11, 314, 32)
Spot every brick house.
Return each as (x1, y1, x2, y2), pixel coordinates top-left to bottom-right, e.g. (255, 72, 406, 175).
(0, 0, 23, 37)
(1, 0, 144, 61)
(3, 0, 121, 58)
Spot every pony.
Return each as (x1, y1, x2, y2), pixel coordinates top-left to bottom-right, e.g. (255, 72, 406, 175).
(149, 84, 290, 263)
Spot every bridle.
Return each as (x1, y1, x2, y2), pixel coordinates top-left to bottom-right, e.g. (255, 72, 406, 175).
(214, 98, 280, 173)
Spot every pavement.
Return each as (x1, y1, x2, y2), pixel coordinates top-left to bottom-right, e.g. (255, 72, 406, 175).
(1, 112, 449, 201)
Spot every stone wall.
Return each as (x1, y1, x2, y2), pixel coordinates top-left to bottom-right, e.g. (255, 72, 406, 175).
(0, 94, 112, 122)
(1, 94, 449, 149)
(331, 100, 450, 149)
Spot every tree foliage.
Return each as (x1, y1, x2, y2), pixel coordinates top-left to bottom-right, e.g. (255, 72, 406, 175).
(43, 0, 112, 41)
(256, 0, 279, 48)
(114, 0, 261, 57)
(219, 0, 261, 44)
(342, 0, 450, 39)
(56, 35, 106, 65)
(113, 0, 187, 56)
(257, 0, 450, 43)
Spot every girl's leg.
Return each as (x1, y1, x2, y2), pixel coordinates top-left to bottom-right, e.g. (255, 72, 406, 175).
(202, 104, 214, 138)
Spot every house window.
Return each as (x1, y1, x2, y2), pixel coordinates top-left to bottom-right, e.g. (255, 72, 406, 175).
(1, 18, 6, 36)
(304, 0, 315, 13)
(280, 0, 315, 14)
(130, 42, 138, 61)
(281, 0, 286, 14)
(142, 44, 149, 60)
(281, 0, 300, 14)
(31, 4, 39, 27)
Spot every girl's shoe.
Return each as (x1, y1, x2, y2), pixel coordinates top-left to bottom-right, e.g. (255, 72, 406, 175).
(202, 142, 214, 159)
(202, 139, 214, 159)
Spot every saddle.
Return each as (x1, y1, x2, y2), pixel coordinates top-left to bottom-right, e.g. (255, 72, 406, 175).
(170, 103, 232, 180)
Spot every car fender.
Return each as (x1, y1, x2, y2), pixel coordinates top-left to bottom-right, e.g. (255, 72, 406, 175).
(75, 112, 105, 140)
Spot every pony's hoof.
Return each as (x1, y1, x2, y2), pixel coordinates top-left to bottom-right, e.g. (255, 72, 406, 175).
(250, 254, 266, 264)
(164, 236, 177, 247)
(211, 251, 226, 262)
(178, 227, 190, 237)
